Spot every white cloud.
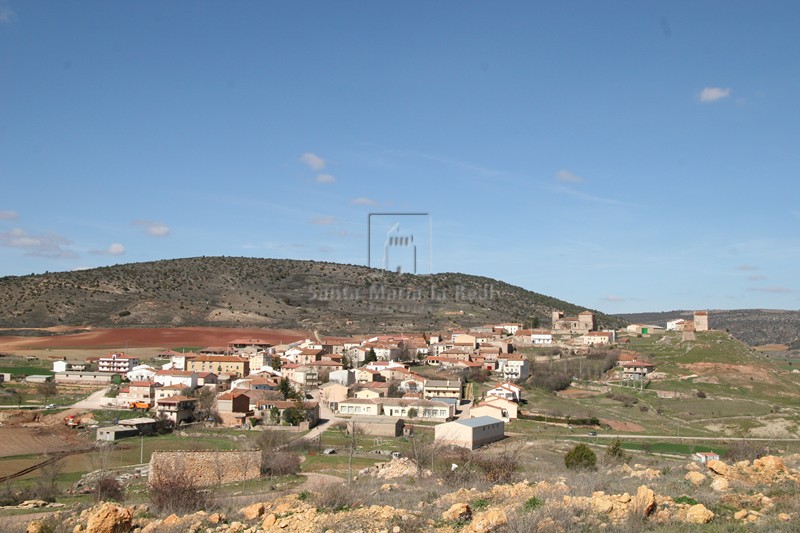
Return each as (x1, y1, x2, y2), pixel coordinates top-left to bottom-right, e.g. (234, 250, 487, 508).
(351, 197, 377, 206)
(311, 216, 336, 225)
(736, 264, 758, 271)
(0, 7, 15, 23)
(132, 220, 170, 237)
(747, 286, 793, 294)
(747, 274, 766, 281)
(0, 227, 76, 258)
(699, 87, 731, 103)
(600, 295, 626, 302)
(0, 210, 19, 220)
(300, 152, 326, 171)
(556, 169, 584, 183)
(91, 243, 126, 256)
(315, 174, 336, 184)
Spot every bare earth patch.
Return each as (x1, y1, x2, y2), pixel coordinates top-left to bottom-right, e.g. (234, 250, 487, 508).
(557, 388, 603, 399)
(0, 326, 310, 350)
(681, 362, 778, 385)
(600, 419, 646, 432)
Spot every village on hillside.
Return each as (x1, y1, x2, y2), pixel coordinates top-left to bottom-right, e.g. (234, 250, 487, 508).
(40, 310, 714, 450)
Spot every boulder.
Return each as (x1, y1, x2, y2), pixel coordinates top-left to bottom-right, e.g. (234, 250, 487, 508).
(240, 502, 265, 520)
(754, 455, 785, 473)
(734, 509, 748, 520)
(685, 504, 714, 524)
(25, 522, 46, 533)
(630, 485, 656, 517)
(442, 503, 471, 522)
(706, 460, 728, 477)
(262, 514, 277, 529)
(465, 509, 507, 533)
(684, 471, 706, 486)
(710, 478, 729, 492)
(85, 503, 133, 533)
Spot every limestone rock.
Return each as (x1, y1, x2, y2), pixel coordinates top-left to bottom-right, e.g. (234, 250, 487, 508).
(25, 521, 46, 533)
(85, 502, 133, 533)
(685, 503, 714, 524)
(442, 502, 471, 522)
(710, 477, 729, 492)
(706, 459, 728, 477)
(754, 455, 784, 473)
(240, 502, 265, 520)
(262, 514, 277, 529)
(685, 471, 706, 486)
(734, 509, 748, 520)
(630, 485, 656, 517)
(465, 509, 507, 533)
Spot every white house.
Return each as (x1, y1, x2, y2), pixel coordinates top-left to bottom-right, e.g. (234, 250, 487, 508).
(126, 364, 157, 382)
(486, 382, 522, 402)
(434, 416, 505, 449)
(666, 319, 687, 331)
(531, 329, 553, 345)
(498, 357, 530, 381)
(153, 369, 198, 389)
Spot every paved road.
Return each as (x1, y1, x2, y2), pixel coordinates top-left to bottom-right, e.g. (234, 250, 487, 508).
(70, 387, 112, 409)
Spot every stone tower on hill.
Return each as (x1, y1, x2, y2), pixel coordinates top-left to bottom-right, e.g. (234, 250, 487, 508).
(694, 311, 709, 332)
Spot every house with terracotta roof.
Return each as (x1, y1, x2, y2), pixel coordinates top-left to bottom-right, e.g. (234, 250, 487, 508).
(581, 331, 616, 346)
(217, 390, 253, 427)
(497, 355, 530, 381)
(621, 360, 656, 380)
(187, 355, 249, 378)
(471, 397, 518, 422)
(486, 382, 522, 402)
(155, 395, 197, 424)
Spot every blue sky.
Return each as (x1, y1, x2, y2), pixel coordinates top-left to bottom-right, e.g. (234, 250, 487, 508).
(1, 1, 799, 314)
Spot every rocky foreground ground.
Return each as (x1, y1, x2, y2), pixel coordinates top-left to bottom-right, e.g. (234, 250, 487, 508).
(22, 455, 800, 533)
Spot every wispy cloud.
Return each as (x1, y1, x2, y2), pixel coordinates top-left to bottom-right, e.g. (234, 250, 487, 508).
(351, 197, 377, 206)
(90, 243, 126, 256)
(552, 186, 623, 206)
(0, 210, 19, 220)
(601, 295, 626, 302)
(747, 286, 793, 294)
(132, 220, 170, 237)
(0, 228, 76, 258)
(311, 216, 336, 225)
(315, 174, 335, 184)
(736, 264, 758, 271)
(699, 87, 731, 103)
(747, 274, 766, 281)
(0, 6, 15, 24)
(556, 169, 584, 183)
(300, 152, 326, 171)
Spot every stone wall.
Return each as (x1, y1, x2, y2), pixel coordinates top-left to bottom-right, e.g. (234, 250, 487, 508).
(148, 450, 262, 487)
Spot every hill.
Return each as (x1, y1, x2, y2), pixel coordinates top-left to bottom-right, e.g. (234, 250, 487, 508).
(616, 309, 800, 347)
(0, 257, 625, 334)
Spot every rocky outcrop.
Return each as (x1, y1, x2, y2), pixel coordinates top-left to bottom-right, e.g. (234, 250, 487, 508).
(85, 503, 133, 533)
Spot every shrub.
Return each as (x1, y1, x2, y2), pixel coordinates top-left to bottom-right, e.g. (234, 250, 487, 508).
(674, 495, 698, 505)
(148, 460, 212, 515)
(94, 475, 125, 502)
(313, 481, 357, 512)
(564, 444, 597, 470)
(523, 496, 544, 512)
(262, 452, 300, 477)
(605, 438, 628, 463)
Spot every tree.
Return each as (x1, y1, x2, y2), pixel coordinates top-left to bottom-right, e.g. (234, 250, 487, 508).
(564, 443, 597, 470)
(605, 438, 628, 464)
(364, 348, 378, 364)
(282, 401, 307, 426)
(271, 355, 282, 370)
(407, 407, 418, 419)
(37, 381, 57, 402)
(279, 378, 296, 400)
(336, 420, 364, 485)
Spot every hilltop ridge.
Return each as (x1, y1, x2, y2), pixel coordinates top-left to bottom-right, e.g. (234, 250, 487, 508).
(0, 257, 624, 334)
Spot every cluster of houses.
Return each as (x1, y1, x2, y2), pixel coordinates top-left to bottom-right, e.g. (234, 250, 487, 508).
(48, 309, 710, 449)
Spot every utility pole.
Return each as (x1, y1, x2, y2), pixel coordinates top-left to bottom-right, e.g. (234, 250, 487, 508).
(140, 435, 144, 464)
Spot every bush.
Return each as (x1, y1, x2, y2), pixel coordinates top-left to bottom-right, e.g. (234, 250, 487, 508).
(605, 438, 628, 463)
(262, 452, 300, 477)
(94, 475, 125, 502)
(523, 496, 544, 512)
(564, 444, 597, 470)
(313, 481, 357, 512)
(148, 460, 212, 515)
